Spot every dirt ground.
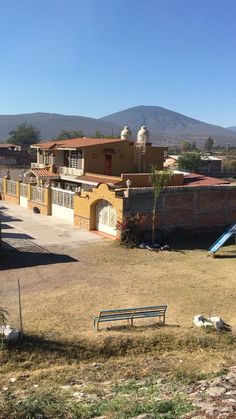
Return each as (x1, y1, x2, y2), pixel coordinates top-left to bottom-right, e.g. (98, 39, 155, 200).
(1, 203, 236, 340)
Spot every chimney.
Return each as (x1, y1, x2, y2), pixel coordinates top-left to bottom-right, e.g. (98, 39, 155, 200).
(137, 126, 150, 147)
(120, 126, 132, 142)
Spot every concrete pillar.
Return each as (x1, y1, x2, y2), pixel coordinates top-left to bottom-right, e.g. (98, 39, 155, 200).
(3, 178, 7, 194)
(16, 181, 20, 204)
(27, 184, 31, 206)
(45, 187, 52, 215)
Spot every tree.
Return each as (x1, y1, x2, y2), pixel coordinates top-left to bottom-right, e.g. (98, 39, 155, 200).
(149, 167, 171, 246)
(93, 131, 104, 138)
(180, 140, 198, 152)
(180, 141, 192, 152)
(178, 152, 202, 171)
(57, 130, 84, 140)
(204, 137, 214, 153)
(7, 123, 40, 145)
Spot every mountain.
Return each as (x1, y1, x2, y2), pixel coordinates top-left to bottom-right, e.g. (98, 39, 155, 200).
(100, 105, 236, 146)
(0, 112, 120, 142)
(227, 126, 236, 133)
(0, 107, 235, 146)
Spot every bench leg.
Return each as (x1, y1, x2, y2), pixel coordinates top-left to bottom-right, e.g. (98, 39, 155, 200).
(131, 318, 134, 327)
(93, 319, 100, 331)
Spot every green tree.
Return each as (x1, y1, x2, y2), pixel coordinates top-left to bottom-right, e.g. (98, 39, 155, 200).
(7, 123, 40, 145)
(180, 141, 198, 152)
(93, 131, 104, 138)
(180, 141, 193, 152)
(204, 137, 214, 152)
(178, 152, 202, 171)
(57, 129, 84, 140)
(149, 167, 171, 246)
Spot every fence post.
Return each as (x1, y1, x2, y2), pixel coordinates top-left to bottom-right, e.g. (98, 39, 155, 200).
(45, 186, 52, 215)
(16, 181, 20, 204)
(3, 178, 7, 194)
(27, 183, 31, 207)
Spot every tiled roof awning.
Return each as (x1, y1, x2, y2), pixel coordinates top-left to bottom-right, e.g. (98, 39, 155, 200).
(30, 168, 60, 178)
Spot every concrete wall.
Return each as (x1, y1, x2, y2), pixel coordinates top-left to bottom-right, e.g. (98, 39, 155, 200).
(74, 183, 123, 233)
(0, 179, 51, 216)
(123, 185, 236, 236)
(121, 172, 184, 187)
(83, 142, 166, 176)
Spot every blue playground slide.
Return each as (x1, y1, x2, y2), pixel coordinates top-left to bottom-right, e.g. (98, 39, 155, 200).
(209, 223, 236, 254)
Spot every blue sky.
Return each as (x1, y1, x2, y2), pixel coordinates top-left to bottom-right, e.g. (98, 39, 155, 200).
(0, 0, 235, 126)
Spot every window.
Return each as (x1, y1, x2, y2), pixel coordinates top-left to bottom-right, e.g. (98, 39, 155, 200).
(69, 150, 82, 169)
(43, 152, 51, 165)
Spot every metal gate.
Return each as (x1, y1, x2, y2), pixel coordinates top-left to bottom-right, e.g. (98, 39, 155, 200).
(19, 183, 28, 208)
(51, 187, 74, 223)
(96, 199, 117, 236)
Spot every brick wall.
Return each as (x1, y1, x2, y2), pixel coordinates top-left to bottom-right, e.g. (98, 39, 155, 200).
(124, 185, 236, 236)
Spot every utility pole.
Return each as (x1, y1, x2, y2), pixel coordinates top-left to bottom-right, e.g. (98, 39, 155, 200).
(18, 279, 23, 340)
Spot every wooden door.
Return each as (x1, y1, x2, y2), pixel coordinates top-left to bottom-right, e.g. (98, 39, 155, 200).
(104, 155, 112, 175)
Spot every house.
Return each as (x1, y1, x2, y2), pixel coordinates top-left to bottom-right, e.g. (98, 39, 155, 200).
(26, 126, 167, 190)
(1, 126, 234, 239)
(164, 154, 223, 173)
(0, 143, 34, 166)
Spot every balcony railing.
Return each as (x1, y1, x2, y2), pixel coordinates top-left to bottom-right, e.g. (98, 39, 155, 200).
(59, 167, 84, 176)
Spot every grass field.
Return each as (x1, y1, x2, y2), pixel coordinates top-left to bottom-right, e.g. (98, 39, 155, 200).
(2, 239, 236, 337)
(1, 239, 236, 417)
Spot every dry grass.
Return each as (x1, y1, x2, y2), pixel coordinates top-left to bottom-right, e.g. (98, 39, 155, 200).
(1, 240, 236, 338)
(1, 239, 236, 386)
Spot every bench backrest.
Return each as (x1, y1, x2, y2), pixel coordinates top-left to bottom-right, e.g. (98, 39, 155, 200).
(98, 305, 167, 320)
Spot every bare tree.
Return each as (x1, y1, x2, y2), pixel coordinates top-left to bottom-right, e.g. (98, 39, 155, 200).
(150, 167, 171, 245)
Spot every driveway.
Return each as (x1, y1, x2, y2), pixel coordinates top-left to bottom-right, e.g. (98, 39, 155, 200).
(0, 201, 105, 249)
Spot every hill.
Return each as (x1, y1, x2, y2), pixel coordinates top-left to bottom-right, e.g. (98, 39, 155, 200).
(0, 112, 120, 141)
(0, 108, 236, 146)
(227, 126, 236, 133)
(101, 105, 236, 146)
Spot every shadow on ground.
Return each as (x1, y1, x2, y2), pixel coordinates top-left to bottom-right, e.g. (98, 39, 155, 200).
(1, 232, 34, 240)
(213, 254, 236, 259)
(0, 207, 22, 223)
(3, 328, 235, 367)
(0, 247, 77, 270)
(166, 230, 236, 252)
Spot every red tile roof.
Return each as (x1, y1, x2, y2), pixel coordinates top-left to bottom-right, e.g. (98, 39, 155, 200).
(31, 169, 60, 178)
(31, 138, 127, 149)
(183, 173, 230, 186)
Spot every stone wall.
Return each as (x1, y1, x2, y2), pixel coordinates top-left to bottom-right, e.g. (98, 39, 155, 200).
(74, 214, 90, 229)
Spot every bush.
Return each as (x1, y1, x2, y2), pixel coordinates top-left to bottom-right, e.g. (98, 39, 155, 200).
(116, 214, 147, 247)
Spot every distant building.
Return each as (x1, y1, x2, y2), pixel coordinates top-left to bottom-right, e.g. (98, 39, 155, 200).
(164, 154, 223, 173)
(0, 143, 35, 166)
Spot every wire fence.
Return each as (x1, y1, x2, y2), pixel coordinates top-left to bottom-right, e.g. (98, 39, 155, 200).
(52, 187, 74, 209)
(6, 180, 17, 196)
(30, 186, 45, 203)
(20, 183, 28, 197)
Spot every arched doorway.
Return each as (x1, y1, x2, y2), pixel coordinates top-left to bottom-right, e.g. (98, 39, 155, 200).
(96, 199, 117, 236)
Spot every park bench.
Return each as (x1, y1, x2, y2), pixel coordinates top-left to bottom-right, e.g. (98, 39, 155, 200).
(92, 305, 167, 331)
